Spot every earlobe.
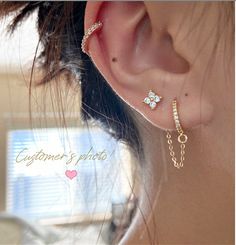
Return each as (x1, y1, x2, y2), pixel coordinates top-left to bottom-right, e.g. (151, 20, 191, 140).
(83, 2, 214, 131)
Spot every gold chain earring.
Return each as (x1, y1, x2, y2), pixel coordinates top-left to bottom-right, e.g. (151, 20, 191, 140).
(166, 99, 188, 169)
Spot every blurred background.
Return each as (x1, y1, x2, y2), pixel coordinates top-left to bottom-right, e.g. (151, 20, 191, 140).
(0, 13, 135, 245)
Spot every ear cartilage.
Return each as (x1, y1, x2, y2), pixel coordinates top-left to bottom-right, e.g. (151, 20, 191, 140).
(143, 90, 162, 110)
(81, 21, 103, 55)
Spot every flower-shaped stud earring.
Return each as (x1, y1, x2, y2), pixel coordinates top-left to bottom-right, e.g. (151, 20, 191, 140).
(143, 90, 162, 110)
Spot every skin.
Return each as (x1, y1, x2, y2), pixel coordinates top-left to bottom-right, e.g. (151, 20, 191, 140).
(85, 2, 234, 244)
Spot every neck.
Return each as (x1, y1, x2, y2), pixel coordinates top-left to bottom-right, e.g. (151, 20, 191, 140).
(120, 118, 234, 245)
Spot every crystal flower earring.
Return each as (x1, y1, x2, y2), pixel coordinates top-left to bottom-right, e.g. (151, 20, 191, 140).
(143, 90, 162, 110)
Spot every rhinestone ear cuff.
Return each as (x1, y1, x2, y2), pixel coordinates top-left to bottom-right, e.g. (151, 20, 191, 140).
(81, 21, 103, 55)
(143, 90, 162, 110)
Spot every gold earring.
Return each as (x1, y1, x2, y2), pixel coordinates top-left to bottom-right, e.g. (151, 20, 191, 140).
(166, 99, 188, 169)
(81, 21, 103, 55)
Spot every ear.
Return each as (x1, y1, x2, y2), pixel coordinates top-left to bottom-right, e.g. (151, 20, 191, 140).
(84, 2, 214, 130)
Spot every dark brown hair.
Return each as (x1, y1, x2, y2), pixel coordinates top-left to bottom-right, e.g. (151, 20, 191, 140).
(0, 1, 143, 158)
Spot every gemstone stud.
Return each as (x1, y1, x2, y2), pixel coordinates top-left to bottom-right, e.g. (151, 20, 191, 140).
(143, 90, 162, 110)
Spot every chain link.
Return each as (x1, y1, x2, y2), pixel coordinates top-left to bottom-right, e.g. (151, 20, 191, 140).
(166, 130, 186, 169)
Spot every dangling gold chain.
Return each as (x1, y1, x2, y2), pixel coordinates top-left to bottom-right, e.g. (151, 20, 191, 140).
(166, 100, 188, 169)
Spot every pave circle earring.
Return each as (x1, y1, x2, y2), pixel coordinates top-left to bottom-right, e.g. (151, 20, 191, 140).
(81, 21, 103, 55)
(166, 99, 188, 169)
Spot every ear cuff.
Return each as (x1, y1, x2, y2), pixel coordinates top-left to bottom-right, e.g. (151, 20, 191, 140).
(81, 21, 103, 55)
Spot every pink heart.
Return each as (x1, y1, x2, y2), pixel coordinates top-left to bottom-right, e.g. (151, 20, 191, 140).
(65, 170, 77, 180)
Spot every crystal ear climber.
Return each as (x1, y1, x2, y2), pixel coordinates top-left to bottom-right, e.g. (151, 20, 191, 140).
(81, 21, 103, 55)
(166, 99, 188, 169)
(143, 90, 162, 110)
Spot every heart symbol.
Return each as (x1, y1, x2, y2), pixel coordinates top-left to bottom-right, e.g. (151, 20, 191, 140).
(65, 170, 77, 180)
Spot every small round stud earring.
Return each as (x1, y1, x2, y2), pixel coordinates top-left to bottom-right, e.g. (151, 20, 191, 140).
(143, 90, 162, 110)
(81, 21, 103, 55)
(166, 99, 188, 169)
